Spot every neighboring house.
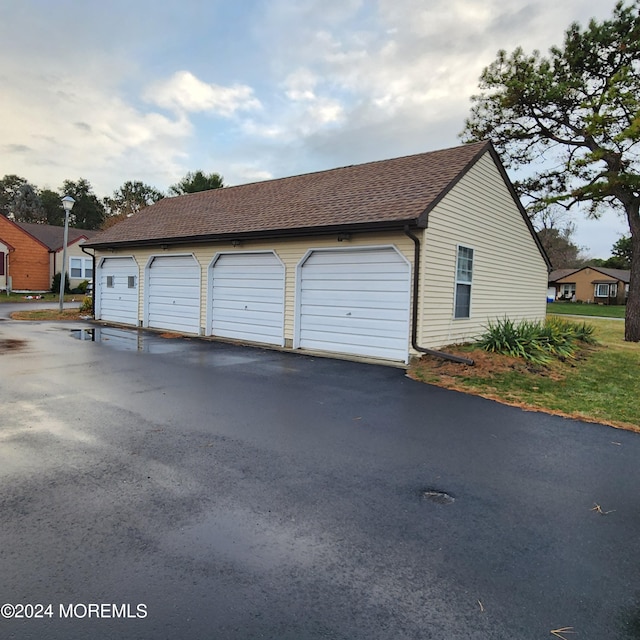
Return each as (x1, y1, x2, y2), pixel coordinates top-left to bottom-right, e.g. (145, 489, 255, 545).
(549, 266, 630, 305)
(0, 238, 14, 292)
(85, 141, 550, 364)
(0, 217, 96, 292)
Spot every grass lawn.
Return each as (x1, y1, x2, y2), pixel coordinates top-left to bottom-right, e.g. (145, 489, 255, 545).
(547, 302, 626, 318)
(9, 308, 89, 321)
(409, 316, 639, 432)
(0, 292, 84, 303)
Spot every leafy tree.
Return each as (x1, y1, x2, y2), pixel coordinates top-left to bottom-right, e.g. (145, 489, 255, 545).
(169, 170, 224, 196)
(39, 189, 65, 226)
(607, 236, 632, 269)
(531, 205, 589, 267)
(12, 183, 45, 223)
(537, 226, 586, 268)
(0, 175, 28, 218)
(102, 181, 164, 229)
(461, 1, 640, 341)
(61, 179, 106, 230)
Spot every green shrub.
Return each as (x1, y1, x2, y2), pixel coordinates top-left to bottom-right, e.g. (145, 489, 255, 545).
(477, 317, 597, 364)
(79, 296, 93, 314)
(77, 280, 89, 294)
(51, 272, 70, 293)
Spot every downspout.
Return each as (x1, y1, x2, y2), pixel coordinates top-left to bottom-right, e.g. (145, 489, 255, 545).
(6, 246, 14, 295)
(404, 226, 474, 366)
(81, 245, 95, 316)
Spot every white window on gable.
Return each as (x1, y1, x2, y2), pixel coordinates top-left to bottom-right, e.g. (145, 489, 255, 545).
(454, 245, 474, 319)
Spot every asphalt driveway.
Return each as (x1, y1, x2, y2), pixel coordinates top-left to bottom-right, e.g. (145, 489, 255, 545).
(1, 316, 639, 639)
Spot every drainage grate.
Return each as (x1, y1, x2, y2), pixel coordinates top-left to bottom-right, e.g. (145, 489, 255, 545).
(420, 489, 455, 505)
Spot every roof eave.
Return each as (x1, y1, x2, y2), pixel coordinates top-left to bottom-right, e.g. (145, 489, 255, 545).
(84, 218, 423, 251)
(416, 140, 492, 227)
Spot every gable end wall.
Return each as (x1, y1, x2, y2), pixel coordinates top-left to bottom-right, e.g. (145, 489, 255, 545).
(418, 151, 548, 348)
(0, 217, 51, 290)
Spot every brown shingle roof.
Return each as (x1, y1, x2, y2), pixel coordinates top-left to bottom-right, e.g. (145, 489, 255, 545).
(16, 222, 96, 251)
(589, 267, 630, 283)
(549, 268, 580, 282)
(86, 142, 491, 248)
(550, 266, 630, 284)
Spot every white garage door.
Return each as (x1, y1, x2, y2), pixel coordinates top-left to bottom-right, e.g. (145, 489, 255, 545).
(147, 255, 200, 334)
(298, 247, 411, 361)
(210, 252, 285, 346)
(97, 257, 138, 326)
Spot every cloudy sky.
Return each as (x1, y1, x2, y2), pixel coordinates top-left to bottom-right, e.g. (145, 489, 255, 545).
(0, 0, 629, 257)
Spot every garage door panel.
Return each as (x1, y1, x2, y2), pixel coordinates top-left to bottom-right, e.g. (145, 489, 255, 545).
(300, 305, 409, 321)
(215, 267, 284, 279)
(299, 337, 405, 360)
(301, 290, 409, 306)
(147, 286, 201, 300)
(213, 300, 284, 315)
(214, 319, 283, 340)
(210, 253, 285, 346)
(300, 278, 409, 291)
(300, 318, 408, 339)
(216, 287, 282, 309)
(304, 250, 401, 265)
(302, 329, 406, 348)
(98, 257, 139, 326)
(298, 248, 410, 361)
(302, 264, 410, 277)
(147, 255, 200, 334)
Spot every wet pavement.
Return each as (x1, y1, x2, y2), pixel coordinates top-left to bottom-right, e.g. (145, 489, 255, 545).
(1, 315, 640, 639)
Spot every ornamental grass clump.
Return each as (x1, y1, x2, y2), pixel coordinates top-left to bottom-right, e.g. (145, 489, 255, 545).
(477, 317, 597, 364)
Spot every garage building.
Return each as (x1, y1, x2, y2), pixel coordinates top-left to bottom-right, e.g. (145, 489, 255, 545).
(85, 142, 550, 364)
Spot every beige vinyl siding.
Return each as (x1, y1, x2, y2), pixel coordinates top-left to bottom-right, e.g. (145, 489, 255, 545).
(52, 238, 93, 289)
(419, 151, 548, 348)
(96, 231, 415, 349)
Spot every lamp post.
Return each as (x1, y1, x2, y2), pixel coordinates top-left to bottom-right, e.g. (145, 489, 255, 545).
(58, 195, 75, 312)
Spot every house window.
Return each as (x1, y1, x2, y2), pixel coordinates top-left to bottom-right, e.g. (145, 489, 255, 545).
(128, 276, 136, 289)
(69, 257, 93, 279)
(454, 246, 473, 319)
(0, 251, 4, 276)
(106, 276, 114, 288)
(560, 283, 575, 299)
(595, 283, 611, 297)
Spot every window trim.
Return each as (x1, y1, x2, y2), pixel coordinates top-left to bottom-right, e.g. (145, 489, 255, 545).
(69, 256, 93, 280)
(594, 283, 612, 298)
(454, 244, 474, 319)
(560, 283, 575, 296)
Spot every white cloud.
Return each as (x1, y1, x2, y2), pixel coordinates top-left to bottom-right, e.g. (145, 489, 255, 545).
(145, 71, 261, 117)
(0, 70, 192, 195)
(227, 165, 274, 185)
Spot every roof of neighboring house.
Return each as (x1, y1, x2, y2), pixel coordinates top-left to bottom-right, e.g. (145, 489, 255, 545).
(549, 268, 579, 283)
(588, 267, 630, 283)
(86, 141, 546, 263)
(550, 266, 630, 284)
(15, 222, 97, 252)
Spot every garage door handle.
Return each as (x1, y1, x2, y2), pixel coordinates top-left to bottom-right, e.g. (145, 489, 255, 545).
(346, 312, 351, 316)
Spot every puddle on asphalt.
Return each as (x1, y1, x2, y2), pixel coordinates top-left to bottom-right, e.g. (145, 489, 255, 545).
(0, 338, 27, 353)
(162, 508, 320, 571)
(69, 326, 264, 367)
